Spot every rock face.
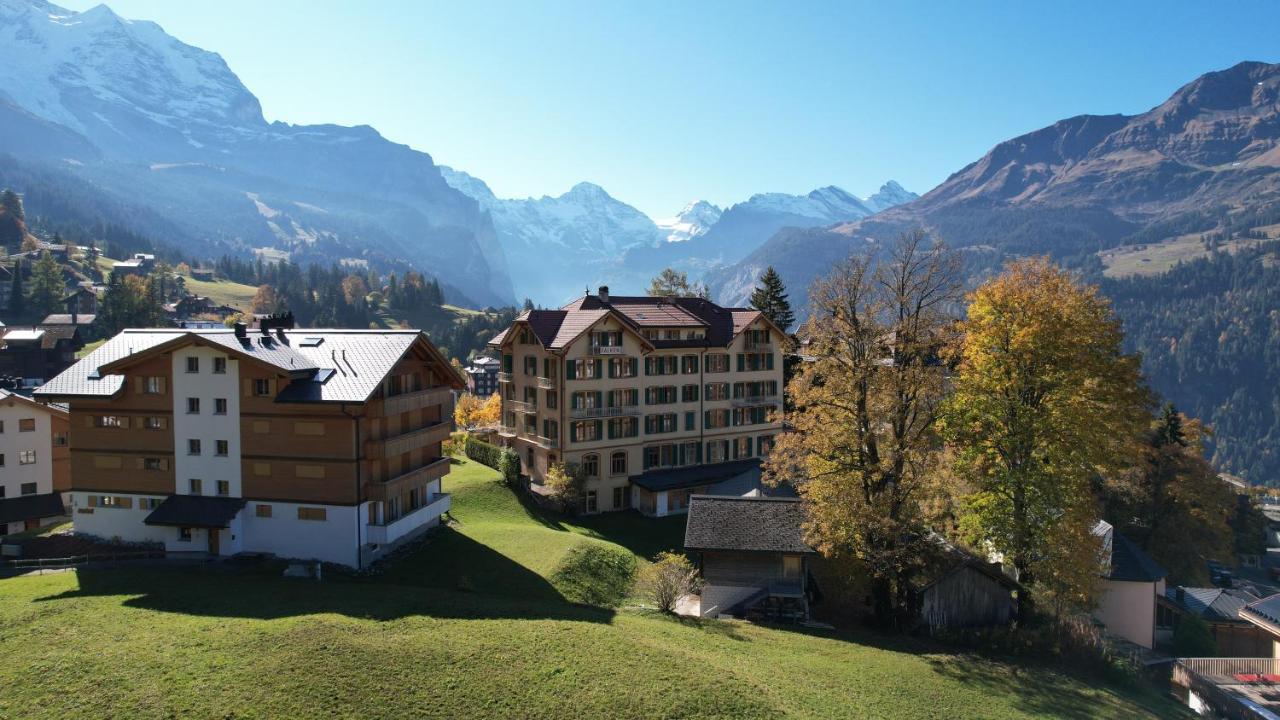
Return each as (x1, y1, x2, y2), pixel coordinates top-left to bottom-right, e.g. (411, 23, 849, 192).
(708, 61, 1280, 308)
(0, 0, 513, 306)
(656, 201, 722, 244)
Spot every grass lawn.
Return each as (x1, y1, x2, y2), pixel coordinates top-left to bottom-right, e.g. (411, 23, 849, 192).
(75, 338, 106, 358)
(0, 459, 1187, 719)
(182, 276, 259, 311)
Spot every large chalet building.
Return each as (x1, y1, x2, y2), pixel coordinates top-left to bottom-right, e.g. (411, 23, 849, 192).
(489, 287, 785, 516)
(34, 317, 463, 568)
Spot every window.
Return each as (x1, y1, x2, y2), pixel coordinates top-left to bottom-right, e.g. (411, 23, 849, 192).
(644, 386, 677, 405)
(178, 527, 192, 542)
(607, 416, 638, 439)
(644, 356, 678, 376)
(706, 440, 729, 463)
(704, 409, 731, 429)
(144, 458, 163, 470)
(546, 391, 558, 409)
(256, 504, 273, 518)
(189, 478, 203, 494)
(783, 555, 802, 580)
(214, 398, 227, 415)
(681, 355, 699, 374)
(253, 420, 270, 434)
(215, 440, 229, 456)
(90, 495, 132, 509)
(96, 415, 124, 428)
(20, 482, 36, 495)
(188, 439, 201, 455)
(216, 480, 230, 496)
(143, 376, 164, 394)
(610, 451, 628, 476)
(608, 357, 638, 379)
(253, 379, 271, 396)
(0, 453, 5, 467)
(685, 412, 696, 431)
(609, 388, 639, 408)
(758, 435, 776, 455)
(140, 498, 162, 510)
(298, 507, 327, 522)
(187, 397, 200, 414)
(644, 413, 678, 434)
(254, 463, 271, 476)
(737, 352, 775, 372)
(613, 486, 631, 510)
(567, 358, 602, 380)
(144, 417, 165, 430)
(543, 419, 559, 439)
(570, 420, 601, 443)
(186, 356, 199, 373)
(704, 354, 730, 373)
(590, 330, 623, 348)
(582, 454, 599, 478)
(18, 450, 35, 465)
(18, 418, 35, 432)
(523, 355, 537, 376)
(681, 384, 699, 403)
(734, 436, 754, 459)
(585, 490, 598, 513)
(0, 420, 4, 432)
(53, 432, 68, 447)
(213, 357, 227, 374)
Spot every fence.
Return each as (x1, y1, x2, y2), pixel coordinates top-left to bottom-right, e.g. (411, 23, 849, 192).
(1, 550, 166, 575)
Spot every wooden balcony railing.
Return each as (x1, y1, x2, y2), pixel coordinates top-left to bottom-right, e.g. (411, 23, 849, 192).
(536, 376, 557, 390)
(365, 421, 451, 458)
(363, 456, 450, 502)
(568, 405, 640, 419)
(377, 386, 453, 416)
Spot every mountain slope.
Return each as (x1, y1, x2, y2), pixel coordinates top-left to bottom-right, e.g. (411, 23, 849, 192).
(709, 60, 1280, 309)
(0, 0, 514, 306)
(655, 200, 722, 244)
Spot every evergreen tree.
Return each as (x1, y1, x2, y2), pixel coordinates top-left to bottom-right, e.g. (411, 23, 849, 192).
(8, 259, 23, 319)
(0, 189, 22, 221)
(749, 266, 795, 331)
(26, 251, 65, 320)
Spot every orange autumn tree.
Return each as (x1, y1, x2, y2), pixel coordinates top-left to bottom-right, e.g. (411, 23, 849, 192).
(940, 258, 1149, 613)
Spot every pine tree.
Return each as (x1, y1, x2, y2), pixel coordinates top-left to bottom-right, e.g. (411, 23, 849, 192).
(26, 251, 66, 320)
(8, 258, 24, 319)
(749, 266, 795, 331)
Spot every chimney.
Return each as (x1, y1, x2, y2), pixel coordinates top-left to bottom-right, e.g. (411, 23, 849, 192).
(233, 321, 247, 339)
(598, 285, 609, 303)
(275, 326, 287, 342)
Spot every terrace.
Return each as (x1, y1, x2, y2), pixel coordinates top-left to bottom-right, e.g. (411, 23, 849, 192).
(1173, 658, 1280, 719)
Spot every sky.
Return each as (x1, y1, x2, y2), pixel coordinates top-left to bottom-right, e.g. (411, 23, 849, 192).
(61, 0, 1280, 218)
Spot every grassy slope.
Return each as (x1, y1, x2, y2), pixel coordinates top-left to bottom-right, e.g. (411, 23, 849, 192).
(0, 459, 1186, 719)
(182, 276, 258, 311)
(1099, 232, 1271, 278)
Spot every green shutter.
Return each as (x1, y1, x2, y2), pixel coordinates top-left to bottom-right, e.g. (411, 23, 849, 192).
(566, 361, 576, 380)
(737, 354, 744, 372)
(766, 353, 775, 370)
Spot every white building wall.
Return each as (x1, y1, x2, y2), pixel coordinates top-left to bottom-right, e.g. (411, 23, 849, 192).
(68, 492, 183, 550)
(171, 347, 242, 499)
(1093, 577, 1163, 649)
(241, 499, 359, 567)
(0, 399, 56, 506)
(700, 584, 759, 617)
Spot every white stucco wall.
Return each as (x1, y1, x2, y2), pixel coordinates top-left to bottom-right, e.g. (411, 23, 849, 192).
(241, 499, 359, 567)
(1093, 577, 1163, 648)
(69, 492, 183, 549)
(171, 347, 242, 499)
(0, 399, 56, 504)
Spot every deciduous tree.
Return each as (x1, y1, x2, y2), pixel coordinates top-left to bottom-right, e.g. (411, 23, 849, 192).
(544, 462, 586, 512)
(636, 552, 701, 613)
(647, 268, 708, 298)
(765, 229, 960, 624)
(940, 258, 1149, 610)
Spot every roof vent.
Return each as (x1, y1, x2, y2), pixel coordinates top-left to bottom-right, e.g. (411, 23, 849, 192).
(598, 285, 609, 303)
(233, 321, 247, 339)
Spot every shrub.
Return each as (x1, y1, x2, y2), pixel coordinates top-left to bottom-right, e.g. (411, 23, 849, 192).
(636, 552, 702, 613)
(463, 436, 519, 483)
(550, 543, 637, 607)
(1173, 615, 1218, 657)
(496, 449, 520, 485)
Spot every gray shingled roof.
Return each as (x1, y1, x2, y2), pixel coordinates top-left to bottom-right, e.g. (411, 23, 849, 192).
(1242, 593, 1280, 630)
(1094, 521, 1167, 582)
(631, 458, 761, 492)
(1165, 586, 1258, 623)
(684, 495, 814, 554)
(144, 494, 246, 529)
(36, 328, 457, 403)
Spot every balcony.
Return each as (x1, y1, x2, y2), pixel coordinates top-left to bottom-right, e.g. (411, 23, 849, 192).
(366, 492, 451, 546)
(745, 337, 774, 350)
(536, 376, 557, 390)
(365, 421, 451, 458)
(378, 386, 454, 416)
(569, 405, 641, 420)
(509, 399, 538, 414)
(1173, 657, 1280, 718)
(498, 425, 516, 437)
(534, 435, 559, 450)
(589, 345, 625, 356)
(364, 456, 450, 502)
(498, 371, 513, 383)
(732, 395, 779, 408)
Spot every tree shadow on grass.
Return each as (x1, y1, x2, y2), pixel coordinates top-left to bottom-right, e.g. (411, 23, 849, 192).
(34, 531, 614, 625)
(566, 510, 687, 561)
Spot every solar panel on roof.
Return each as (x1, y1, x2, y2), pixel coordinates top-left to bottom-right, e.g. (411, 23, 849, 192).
(300, 337, 325, 347)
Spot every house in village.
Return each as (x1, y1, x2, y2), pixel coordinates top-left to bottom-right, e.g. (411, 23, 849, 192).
(684, 494, 815, 620)
(488, 286, 785, 516)
(111, 253, 156, 278)
(1158, 585, 1272, 656)
(34, 318, 464, 568)
(1092, 520, 1168, 649)
(0, 389, 69, 535)
(0, 325, 85, 385)
(464, 355, 500, 397)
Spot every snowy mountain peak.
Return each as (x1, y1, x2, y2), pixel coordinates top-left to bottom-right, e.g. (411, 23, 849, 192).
(655, 200, 722, 243)
(439, 165, 498, 204)
(863, 180, 919, 212)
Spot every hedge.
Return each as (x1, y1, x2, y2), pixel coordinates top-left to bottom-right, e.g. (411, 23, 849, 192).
(465, 435, 519, 484)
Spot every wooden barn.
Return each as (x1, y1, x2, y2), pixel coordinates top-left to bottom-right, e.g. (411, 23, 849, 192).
(919, 557, 1022, 630)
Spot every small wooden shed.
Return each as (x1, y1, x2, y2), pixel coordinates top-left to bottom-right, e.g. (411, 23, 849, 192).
(920, 557, 1022, 630)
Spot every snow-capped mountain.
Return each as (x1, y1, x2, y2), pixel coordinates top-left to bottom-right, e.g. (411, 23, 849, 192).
(655, 200, 722, 243)
(863, 181, 919, 213)
(0, 0, 514, 306)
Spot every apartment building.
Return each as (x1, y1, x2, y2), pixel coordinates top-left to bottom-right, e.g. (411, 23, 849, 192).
(0, 389, 70, 535)
(34, 319, 464, 568)
(489, 287, 785, 517)
(464, 356, 500, 397)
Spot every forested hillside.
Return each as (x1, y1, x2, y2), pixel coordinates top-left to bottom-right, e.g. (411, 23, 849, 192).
(1104, 241, 1280, 482)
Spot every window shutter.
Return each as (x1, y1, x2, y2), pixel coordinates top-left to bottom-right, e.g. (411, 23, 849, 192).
(160, 458, 169, 470)
(158, 417, 168, 430)
(157, 377, 167, 394)
(766, 353, 774, 370)
(566, 361, 576, 380)
(135, 457, 145, 469)
(134, 377, 143, 394)
(84, 415, 94, 428)
(737, 354, 744, 372)
(747, 437, 754, 456)
(242, 379, 252, 397)
(595, 391, 603, 408)
(268, 379, 277, 396)
(703, 410, 710, 427)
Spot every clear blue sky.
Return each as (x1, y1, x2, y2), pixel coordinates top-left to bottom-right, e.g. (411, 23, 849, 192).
(63, 0, 1280, 217)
